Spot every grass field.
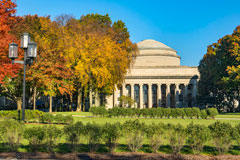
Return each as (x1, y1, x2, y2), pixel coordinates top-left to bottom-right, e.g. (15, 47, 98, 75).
(50, 111, 240, 127)
(5, 111, 240, 155)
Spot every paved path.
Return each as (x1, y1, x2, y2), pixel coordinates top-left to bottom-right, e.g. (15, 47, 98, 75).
(216, 117, 240, 120)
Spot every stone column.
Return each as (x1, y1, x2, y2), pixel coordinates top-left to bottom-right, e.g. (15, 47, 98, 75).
(157, 84, 161, 107)
(148, 84, 152, 108)
(184, 84, 188, 107)
(192, 83, 197, 98)
(175, 84, 179, 108)
(106, 94, 113, 109)
(192, 82, 197, 105)
(166, 84, 171, 107)
(122, 84, 126, 96)
(139, 84, 143, 109)
(130, 84, 135, 108)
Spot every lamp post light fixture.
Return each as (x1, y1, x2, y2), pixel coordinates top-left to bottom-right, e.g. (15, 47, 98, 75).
(9, 33, 37, 121)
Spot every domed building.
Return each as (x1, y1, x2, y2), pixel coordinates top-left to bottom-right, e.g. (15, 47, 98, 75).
(106, 39, 199, 108)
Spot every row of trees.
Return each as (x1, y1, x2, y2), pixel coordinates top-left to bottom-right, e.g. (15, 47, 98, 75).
(90, 107, 219, 119)
(198, 25, 240, 111)
(0, 119, 239, 155)
(0, 0, 138, 112)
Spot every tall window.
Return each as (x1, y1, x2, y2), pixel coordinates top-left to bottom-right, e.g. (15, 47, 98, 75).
(134, 85, 140, 108)
(152, 84, 157, 107)
(161, 85, 166, 107)
(143, 84, 148, 108)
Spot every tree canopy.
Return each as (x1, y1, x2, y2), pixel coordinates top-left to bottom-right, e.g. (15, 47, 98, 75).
(198, 25, 240, 111)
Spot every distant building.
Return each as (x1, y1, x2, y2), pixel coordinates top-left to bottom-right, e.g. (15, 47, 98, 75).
(105, 39, 199, 108)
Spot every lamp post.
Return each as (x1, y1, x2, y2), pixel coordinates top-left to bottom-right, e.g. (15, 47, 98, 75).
(9, 33, 37, 121)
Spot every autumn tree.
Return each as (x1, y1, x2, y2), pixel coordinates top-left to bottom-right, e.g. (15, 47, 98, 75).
(26, 17, 74, 112)
(0, 0, 22, 84)
(198, 25, 240, 111)
(0, 0, 24, 110)
(62, 14, 138, 111)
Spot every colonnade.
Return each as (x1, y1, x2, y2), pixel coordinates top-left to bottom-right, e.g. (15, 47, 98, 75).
(107, 83, 197, 108)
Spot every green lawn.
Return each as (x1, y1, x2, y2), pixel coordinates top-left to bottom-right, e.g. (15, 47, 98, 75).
(49, 111, 240, 126)
(10, 112, 240, 154)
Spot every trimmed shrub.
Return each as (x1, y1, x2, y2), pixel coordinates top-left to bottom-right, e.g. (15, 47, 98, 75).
(123, 120, 146, 152)
(209, 121, 233, 154)
(84, 122, 103, 152)
(63, 115, 74, 124)
(192, 107, 201, 119)
(207, 108, 218, 119)
(54, 114, 65, 124)
(24, 126, 45, 152)
(44, 125, 62, 153)
(184, 108, 194, 119)
(200, 109, 208, 119)
(102, 122, 122, 153)
(168, 123, 186, 154)
(163, 108, 171, 118)
(171, 109, 178, 118)
(156, 108, 164, 118)
(64, 122, 84, 151)
(233, 123, 240, 149)
(89, 106, 107, 117)
(0, 119, 24, 151)
(146, 123, 164, 153)
(41, 113, 54, 123)
(178, 108, 186, 119)
(186, 122, 210, 154)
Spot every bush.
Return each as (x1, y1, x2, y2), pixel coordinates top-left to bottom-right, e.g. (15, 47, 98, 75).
(24, 126, 45, 152)
(63, 115, 74, 124)
(41, 113, 54, 124)
(207, 108, 218, 119)
(123, 120, 146, 152)
(233, 123, 240, 149)
(171, 109, 178, 118)
(209, 121, 233, 154)
(89, 106, 107, 117)
(64, 122, 84, 152)
(0, 119, 24, 151)
(168, 123, 186, 154)
(84, 122, 103, 152)
(146, 123, 164, 153)
(163, 108, 171, 118)
(102, 122, 122, 153)
(54, 114, 65, 124)
(44, 125, 62, 153)
(186, 122, 210, 154)
(200, 110, 208, 119)
(192, 107, 201, 119)
(184, 108, 194, 119)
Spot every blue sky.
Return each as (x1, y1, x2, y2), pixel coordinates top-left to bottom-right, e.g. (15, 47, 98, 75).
(16, 0, 240, 66)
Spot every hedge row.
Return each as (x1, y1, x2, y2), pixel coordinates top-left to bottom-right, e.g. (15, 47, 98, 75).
(0, 110, 73, 124)
(90, 107, 218, 119)
(0, 119, 239, 155)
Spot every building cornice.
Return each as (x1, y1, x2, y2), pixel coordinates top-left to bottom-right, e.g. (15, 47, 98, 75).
(138, 53, 181, 59)
(125, 75, 199, 79)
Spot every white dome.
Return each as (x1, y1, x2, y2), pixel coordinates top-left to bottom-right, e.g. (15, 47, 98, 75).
(134, 39, 180, 67)
(137, 39, 175, 51)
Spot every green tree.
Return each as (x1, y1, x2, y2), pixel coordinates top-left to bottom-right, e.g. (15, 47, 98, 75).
(198, 25, 240, 111)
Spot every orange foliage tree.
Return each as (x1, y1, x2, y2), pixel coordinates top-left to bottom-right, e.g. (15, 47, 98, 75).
(0, 0, 21, 84)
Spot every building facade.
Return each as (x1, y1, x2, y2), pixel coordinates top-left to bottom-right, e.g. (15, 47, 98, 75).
(106, 39, 199, 108)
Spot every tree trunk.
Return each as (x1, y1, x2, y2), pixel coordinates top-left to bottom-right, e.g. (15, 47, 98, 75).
(17, 99, 22, 110)
(70, 95, 73, 112)
(77, 89, 82, 112)
(49, 96, 52, 113)
(33, 87, 36, 110)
